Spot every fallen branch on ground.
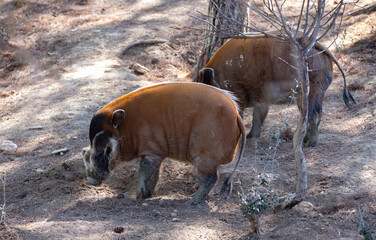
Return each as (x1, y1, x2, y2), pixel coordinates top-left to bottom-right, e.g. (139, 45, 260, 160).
(346, 3, 376, 17)
(120, 39, 167, 56)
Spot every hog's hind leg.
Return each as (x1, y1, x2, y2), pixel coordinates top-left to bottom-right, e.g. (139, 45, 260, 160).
(187, 169, 218, 205)
(247, 103, 269, 139)
(137, 156, 162, 199)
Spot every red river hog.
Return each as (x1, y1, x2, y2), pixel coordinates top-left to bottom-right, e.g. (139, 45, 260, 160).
(83, 82, 246, 204)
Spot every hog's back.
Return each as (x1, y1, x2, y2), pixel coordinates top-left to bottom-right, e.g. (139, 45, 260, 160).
(100, 83, 241, 165)
(205, 38, 304, 108)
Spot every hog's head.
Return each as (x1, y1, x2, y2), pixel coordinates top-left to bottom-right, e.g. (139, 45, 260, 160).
(82, 109, 125, 185)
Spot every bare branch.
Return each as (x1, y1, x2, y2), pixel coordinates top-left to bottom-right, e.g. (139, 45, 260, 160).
(275, 55, 300, 71)
(346, 2, 376, 16)
(192, 12, 221, 32)
(296, 0, 306, 35)
(274, 0, 300, 47)
(250, 0, 283, 26)
(303, 0, 311, 39)
(317, 1, 345, 42)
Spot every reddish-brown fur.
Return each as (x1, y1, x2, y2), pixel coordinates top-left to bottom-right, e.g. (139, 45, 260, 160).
(197, 37, 354, 146)
(83, 82, 246, 204)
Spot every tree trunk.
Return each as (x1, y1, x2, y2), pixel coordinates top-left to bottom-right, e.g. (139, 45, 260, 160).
(293, 51, 309, 201)
(193, 0, 247, 81)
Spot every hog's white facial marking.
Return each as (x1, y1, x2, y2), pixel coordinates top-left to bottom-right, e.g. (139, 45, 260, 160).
(107, 136, 119, 171)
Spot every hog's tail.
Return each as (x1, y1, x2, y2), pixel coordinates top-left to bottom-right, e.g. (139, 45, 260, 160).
(315, 41, 356, 110)
(220, 114, 246, 200)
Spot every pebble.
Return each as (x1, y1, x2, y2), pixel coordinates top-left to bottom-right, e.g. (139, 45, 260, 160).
(152, 210, 161, 216)
(1, 140, 17, 151)
(62, 162, 71, 171)
(35, 168, 47, 173)
(117, 193, 125, 199)
(170, 212, 178, 217)
(53, 112, 74, 121)
(151, 58, 159, 64)
(113, 226, 125, 233)
(188, 57, 196, 65)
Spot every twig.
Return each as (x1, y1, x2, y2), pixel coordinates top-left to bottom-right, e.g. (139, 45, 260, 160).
(120, 39, 166, 56)
(275, 55, 300, 71)
(296, 0, 306, 35)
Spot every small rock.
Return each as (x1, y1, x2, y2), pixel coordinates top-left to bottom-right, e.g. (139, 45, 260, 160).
(188, 57, 196, 65)
(117, 193, 125, 199)
(295, 201, 317, 217)
(151, 58, 159, 64)
(51, 148, 69, 155)
(1, 140, 17, 151)
(132, 63, 150, 74)
(172, 218, 180, 222)
(152, 210, 161, 217)
(113, 226, 125, 233)
(142, 202, 148, 207)
(53, 112, 74, 121)
(170, 212, 178, 217)
(63, 186, 72, 194)
(35, 168, 47, 173)
(62, 162, 71, 171)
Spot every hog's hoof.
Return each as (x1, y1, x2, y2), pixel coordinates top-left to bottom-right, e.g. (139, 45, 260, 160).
(86, 177, 101, 186)
(136, 189, 153, 200)
(303, 138, 316, 148)
(185, 197, 204, 205)
(246, 132, 258, 139)
(137, 193, 152, 200)
(303, 133, 317, 148)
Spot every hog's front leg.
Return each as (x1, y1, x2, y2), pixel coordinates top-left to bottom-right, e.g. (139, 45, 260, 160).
(137, 156, 162, 199)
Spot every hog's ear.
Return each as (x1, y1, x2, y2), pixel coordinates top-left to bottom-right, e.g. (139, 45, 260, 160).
(200, 68, 220, 88)
(112, 109, 125, 128)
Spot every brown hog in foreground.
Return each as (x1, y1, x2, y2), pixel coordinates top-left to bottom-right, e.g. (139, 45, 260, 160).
(197, 35, 356, 147)
(83, 82, 246, 204)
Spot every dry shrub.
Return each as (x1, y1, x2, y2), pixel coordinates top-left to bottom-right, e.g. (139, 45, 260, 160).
(348, 82, 366, 91)
(0, 222, 19, 240)
(279, 127, 294, 142)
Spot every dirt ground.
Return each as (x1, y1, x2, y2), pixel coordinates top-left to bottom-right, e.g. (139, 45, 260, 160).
(0, 0, 375, 239)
